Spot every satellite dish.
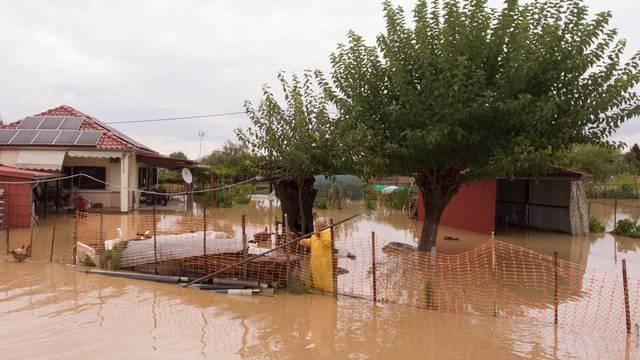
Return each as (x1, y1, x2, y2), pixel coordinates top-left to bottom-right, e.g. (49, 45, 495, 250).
(181, 168, 193, 184)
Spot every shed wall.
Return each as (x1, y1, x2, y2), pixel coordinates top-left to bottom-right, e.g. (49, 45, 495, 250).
(417, 179, 497, 235)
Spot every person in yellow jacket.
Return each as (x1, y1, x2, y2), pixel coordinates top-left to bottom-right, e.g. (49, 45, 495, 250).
(300, 217, 334, 293)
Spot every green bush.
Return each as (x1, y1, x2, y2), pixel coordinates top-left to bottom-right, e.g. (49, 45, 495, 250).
(363, 185, 377, 210)
(314, 197, 328, 209)
(382, 188, 413, 210)
(589, 217, 605, 233)
(105, 241, 128, 270)
(615, 219, 637, 236)
(327, 183, 342, 209)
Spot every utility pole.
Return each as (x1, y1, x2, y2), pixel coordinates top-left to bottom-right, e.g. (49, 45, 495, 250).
(198, 131, 205, 159)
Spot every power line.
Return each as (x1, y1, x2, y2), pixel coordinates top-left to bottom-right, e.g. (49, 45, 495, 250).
(105, 111, 246, 125)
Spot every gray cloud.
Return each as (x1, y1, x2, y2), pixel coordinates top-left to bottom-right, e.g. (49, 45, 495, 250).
(1, 0, 638, 158)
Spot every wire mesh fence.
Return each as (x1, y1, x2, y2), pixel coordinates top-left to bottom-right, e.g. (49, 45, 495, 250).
(73, 210, 640, 340)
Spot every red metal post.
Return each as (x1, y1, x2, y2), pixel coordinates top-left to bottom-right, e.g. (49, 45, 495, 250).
(554, 252, 559, 326)
(153, 203, 158, 275)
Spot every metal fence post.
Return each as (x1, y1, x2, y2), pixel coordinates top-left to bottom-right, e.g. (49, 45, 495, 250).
(371, 231, 377, 303)
(98, 214, 104, 268)
(330, 218, 337, 297)
(242, 214, 247, 278)
(153, 203, 158, 275)
(49, 220, 57, 262)
(284, 214, 290, 289)
(554, 251, 559, 326)
(622, 259, 631, 335)
(203, 205, 207, 256)
(72, 211, 78, 265)
(614, 197, 618, 228)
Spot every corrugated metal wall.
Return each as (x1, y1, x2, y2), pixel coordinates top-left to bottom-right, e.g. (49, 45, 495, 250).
(417, 180, 497, 235)
(0, 178, 32, 227)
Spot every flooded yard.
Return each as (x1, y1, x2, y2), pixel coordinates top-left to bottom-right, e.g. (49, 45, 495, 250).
(1, 199, 640, 359)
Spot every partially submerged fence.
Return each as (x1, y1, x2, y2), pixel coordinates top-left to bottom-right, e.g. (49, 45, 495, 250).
(73, 211, 640, 339)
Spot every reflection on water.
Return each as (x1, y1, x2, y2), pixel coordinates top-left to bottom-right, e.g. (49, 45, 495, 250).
(1, 200, 640, 358)
(0, 261, 636, 359)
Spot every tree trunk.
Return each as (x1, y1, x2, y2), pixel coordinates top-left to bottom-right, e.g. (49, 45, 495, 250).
(274, 176, 317, 234)
(415, 170, 463, 252)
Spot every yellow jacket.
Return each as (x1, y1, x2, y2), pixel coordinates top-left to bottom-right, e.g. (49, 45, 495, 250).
(301, 229, 334, 293)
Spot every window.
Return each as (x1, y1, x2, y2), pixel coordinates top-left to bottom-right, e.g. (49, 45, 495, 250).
(62, 166, 106, 190)
(138, 167, 147, 189)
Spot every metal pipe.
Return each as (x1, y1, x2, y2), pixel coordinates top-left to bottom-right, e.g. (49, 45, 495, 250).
(86, 269, 189, 283)
(153, 203, 158, 275)
(623, 259, 631, 335)
(554, 251, 558, 326)
(284, 214, 290, 289)
(242, 214, 247, 278)
(183, 214, 361, 287)
(203, 205, 207, 256)
(331, 218, 337, 297)
(371, 231, 377, 303)
(49, 220, 57, 262)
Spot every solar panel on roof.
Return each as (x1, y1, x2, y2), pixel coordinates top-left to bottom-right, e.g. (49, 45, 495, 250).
(18, 116, 44, 129)
(59, 117, 85, 130)
(75, 131, 103, 146)
(39, 116, 65, 129)
(54, 130, 81, 145)
(32, 130, 61, 144)
(0, 130, 18, 144)
(10, 130, 39, 144)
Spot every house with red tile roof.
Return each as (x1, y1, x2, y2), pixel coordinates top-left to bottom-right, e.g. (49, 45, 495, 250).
(0, 105, 191, 212)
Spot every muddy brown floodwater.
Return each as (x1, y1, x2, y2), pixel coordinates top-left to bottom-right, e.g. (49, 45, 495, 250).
(1, 199, 639, 359)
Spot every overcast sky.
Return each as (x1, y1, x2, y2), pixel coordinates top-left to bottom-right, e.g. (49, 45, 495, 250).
(1, 0, 639, 159)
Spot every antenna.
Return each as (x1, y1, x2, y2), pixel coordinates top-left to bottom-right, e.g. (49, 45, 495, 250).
(198, 131, 205, 159)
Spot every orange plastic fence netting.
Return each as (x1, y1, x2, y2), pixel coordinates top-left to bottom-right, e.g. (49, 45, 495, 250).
(73, 212, 640, 339)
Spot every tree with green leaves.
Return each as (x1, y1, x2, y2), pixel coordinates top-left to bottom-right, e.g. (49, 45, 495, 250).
(624, 143, 640, 173)
(169, 151, 188, 160)
(200, 141, 257, 181)
(237, 71, 341, 234)
(558, 144, 628, 182)
(325, 0, 640, 250)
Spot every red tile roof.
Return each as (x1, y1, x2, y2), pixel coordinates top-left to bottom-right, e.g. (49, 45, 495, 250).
(2, 105, 152, 152)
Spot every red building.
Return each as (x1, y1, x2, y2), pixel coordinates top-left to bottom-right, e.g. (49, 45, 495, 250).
(0, 165, 58, 227)
(417, 168, 589, 236)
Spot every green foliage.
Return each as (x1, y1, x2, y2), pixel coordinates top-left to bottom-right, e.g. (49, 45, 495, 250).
(557, 144, 629, 182)
(81, 255, 96, 267)
(363, 184, 378, 210)
(324, 0, 640, 247)
(169, 151, 188, 160)
(314, 197, 328, 209)
(614, 219, 638, 237)
(237, 71, 343, 182)
(287, 275, 310, 295)
(327, 183, 342, 209)
(105, 241, 128, 270)
(381, 188, 413, 210)
(327, 0, 640, 179)
(314, 175, 363, 200)
(200, 141, 257, 182)
(589, 217, 605, 233)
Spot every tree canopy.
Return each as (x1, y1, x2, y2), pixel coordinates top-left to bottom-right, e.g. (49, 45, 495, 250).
(325, 0, 640, 249)
(169, 151, 188, 160)
(199, 141, 257, 181)
(236, 71, 342, 233)
(557, 144, 629, 182)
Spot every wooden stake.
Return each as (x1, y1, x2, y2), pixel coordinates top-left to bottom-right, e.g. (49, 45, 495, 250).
(242, 214, 247, 278)
(98, 214, 104, 268)
(330, 218, 337, 297)
(622, 259, 631, 335)
(5, 224, 9, 255)
(371, 231, 377, 303)
(284, 214, 290, 289)
(49, 220, 57, 262)
(554, 251, 559, 326)
(153, 203, 158, 275)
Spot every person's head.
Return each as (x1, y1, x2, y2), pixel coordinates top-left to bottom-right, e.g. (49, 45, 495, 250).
(314, 217, 327, 232)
